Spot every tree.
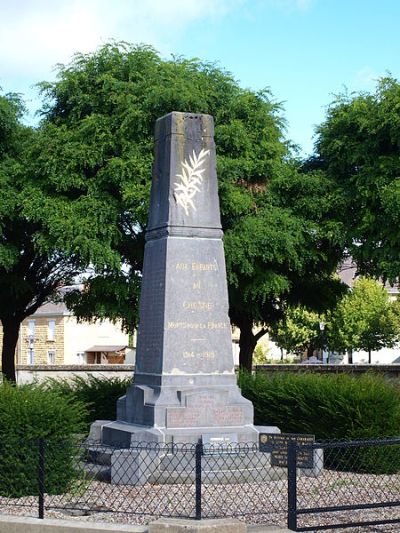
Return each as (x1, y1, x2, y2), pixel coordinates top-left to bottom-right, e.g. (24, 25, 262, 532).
(0, 86, 136, 382)
(35, 42, 346, 370)
(0, 94, 80, 381)
(311, 76, 400, 284)
(269, 305, 325, 359)
(328, 278, 400, 363)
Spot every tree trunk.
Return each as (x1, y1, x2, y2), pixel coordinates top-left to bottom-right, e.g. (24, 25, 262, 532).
(348, 349, 353, 364)
(368, 349, 372, 364)
(1, 318, 21, 382)
(238, 317, 268, 371)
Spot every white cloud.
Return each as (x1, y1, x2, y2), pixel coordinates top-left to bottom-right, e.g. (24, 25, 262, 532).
(354, 66, 380, 89)
(0, 0, 238, 81)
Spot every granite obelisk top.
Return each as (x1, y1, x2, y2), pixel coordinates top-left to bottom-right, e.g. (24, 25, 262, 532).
(102, 112, 257, 445)
(147, 113, 222, 238)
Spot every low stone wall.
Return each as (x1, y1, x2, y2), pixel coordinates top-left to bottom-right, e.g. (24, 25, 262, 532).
(255, 364, 400, 380)
(16, 364, 135, 384)
(17, 363, 400, 384)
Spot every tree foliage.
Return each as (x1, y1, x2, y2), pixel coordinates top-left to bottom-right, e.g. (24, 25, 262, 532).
(269, 305, 325, 357)
(0, 93, 87, 381)
(328, 277, 400, 362)
(33, 42, 346, 369)
(312, 76, 400, 283)
(0, 43, 347, 376)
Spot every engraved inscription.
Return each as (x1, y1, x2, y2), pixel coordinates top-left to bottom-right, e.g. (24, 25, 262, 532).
(183, 301, 214, 311)
(191, 261, 218, 271)
(183, 350, 215, 359)
(167, 321, 228, 330)
(213, 406, 244, 426)
(176, 262, 189, 270)
(166, 405, 245, 428)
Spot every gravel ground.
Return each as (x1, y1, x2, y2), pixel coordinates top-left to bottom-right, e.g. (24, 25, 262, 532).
(0, 467, 400, 532)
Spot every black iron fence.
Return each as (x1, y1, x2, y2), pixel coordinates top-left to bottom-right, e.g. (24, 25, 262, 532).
(290, 437, 400, 531)
(0, 437, 400, 530)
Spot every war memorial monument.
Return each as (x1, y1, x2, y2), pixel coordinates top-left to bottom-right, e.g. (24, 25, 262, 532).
(100, 111, 258, 448)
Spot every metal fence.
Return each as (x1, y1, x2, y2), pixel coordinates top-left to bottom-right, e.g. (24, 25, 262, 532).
(290, 437, 400, 531)
(0, 437, 399, 530)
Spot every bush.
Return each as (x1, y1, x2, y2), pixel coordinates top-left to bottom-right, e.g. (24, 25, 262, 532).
(239, 371, 400, 474)
(45, 374, 132, 427)
(0, 382, 87, 496)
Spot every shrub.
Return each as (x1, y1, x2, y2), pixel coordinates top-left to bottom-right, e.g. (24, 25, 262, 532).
(45, 374, 132, 427)
(239, 371, 400, 474)
(0, 382, 87, 496)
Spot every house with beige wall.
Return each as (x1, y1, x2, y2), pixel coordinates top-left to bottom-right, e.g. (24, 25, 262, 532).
(7, 301, 132, 366)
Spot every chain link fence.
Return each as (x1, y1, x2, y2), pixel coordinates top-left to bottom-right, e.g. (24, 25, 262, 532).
(0, 437, 399, 530)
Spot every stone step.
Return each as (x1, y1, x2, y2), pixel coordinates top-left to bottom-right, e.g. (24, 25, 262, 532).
(87, 445, 114, 466)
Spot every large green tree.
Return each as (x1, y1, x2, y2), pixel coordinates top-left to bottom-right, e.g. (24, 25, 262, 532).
(328, 277, 400, 363)
(33, 42, 345, 369)
(311, 76, 400, 284)
(0, 94, 87, 381)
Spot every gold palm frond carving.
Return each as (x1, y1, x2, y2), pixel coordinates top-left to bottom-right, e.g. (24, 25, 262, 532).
(174, 148, 210, 215)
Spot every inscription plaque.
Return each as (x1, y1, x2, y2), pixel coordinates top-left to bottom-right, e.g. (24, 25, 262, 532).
(166, 405, 245, 428)
(202, 433, 238, 455)
(259, 433, 315, 469)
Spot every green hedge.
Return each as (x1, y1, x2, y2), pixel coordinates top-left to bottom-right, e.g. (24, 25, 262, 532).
(0, 382, 87, 496)
(239, 371, 400, 474)
(45, 374, 132, 427)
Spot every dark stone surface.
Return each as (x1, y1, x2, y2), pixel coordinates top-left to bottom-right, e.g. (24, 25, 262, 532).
(103, 112, 257, 445)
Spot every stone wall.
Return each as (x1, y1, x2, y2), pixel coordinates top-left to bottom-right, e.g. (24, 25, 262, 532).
(16, 364, 135, 384)
(255, 364, 400, 380)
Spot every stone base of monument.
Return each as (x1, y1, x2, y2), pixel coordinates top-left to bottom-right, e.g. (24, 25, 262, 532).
(110, 446, 287, 486)
(100, 421, 259, 448)
(99, 382, 260, 447)
(86, 422, 287, 485)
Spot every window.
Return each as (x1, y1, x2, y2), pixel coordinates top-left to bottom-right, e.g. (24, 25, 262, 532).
(28, 349, 34, 365)
(28, 320, 35, 337)
(77, 352, 86, 365)
(47, 350, 56, 365)
(48, 319, 56, 341)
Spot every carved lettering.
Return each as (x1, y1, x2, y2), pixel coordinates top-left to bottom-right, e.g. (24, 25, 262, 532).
(192, 262, 218, 271)
(168, 321, 206, 330)
(182, 350, 216, 359)
(176, 262, 189, 270)
(207, 321, 228, 330)
(183, 301, 214, 311)
(167, 321, 228, 330)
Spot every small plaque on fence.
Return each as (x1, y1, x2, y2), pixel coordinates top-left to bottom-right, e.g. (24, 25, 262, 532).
(259, 433, 315, 468)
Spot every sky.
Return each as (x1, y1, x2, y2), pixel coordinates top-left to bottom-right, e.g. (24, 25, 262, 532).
(1, 0, 399, 155)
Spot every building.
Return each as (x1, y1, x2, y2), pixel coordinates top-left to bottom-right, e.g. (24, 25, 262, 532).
(2, 300, 133, 366)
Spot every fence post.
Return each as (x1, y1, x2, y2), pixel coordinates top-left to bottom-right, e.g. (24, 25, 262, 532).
(287, 441, 297, 531)
(195, 439, 202, 520)
(38, 438, 46, 519)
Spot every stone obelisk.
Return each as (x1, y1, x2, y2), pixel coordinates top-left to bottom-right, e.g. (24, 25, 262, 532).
(102, 112, 257, 446)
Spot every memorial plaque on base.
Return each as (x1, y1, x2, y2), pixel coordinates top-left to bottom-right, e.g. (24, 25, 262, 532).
(259, 433, 315, 468)
(202, 433, 238, 455)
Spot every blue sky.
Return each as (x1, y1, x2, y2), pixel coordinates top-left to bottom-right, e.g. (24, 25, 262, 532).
(1, 0, 399, 155)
